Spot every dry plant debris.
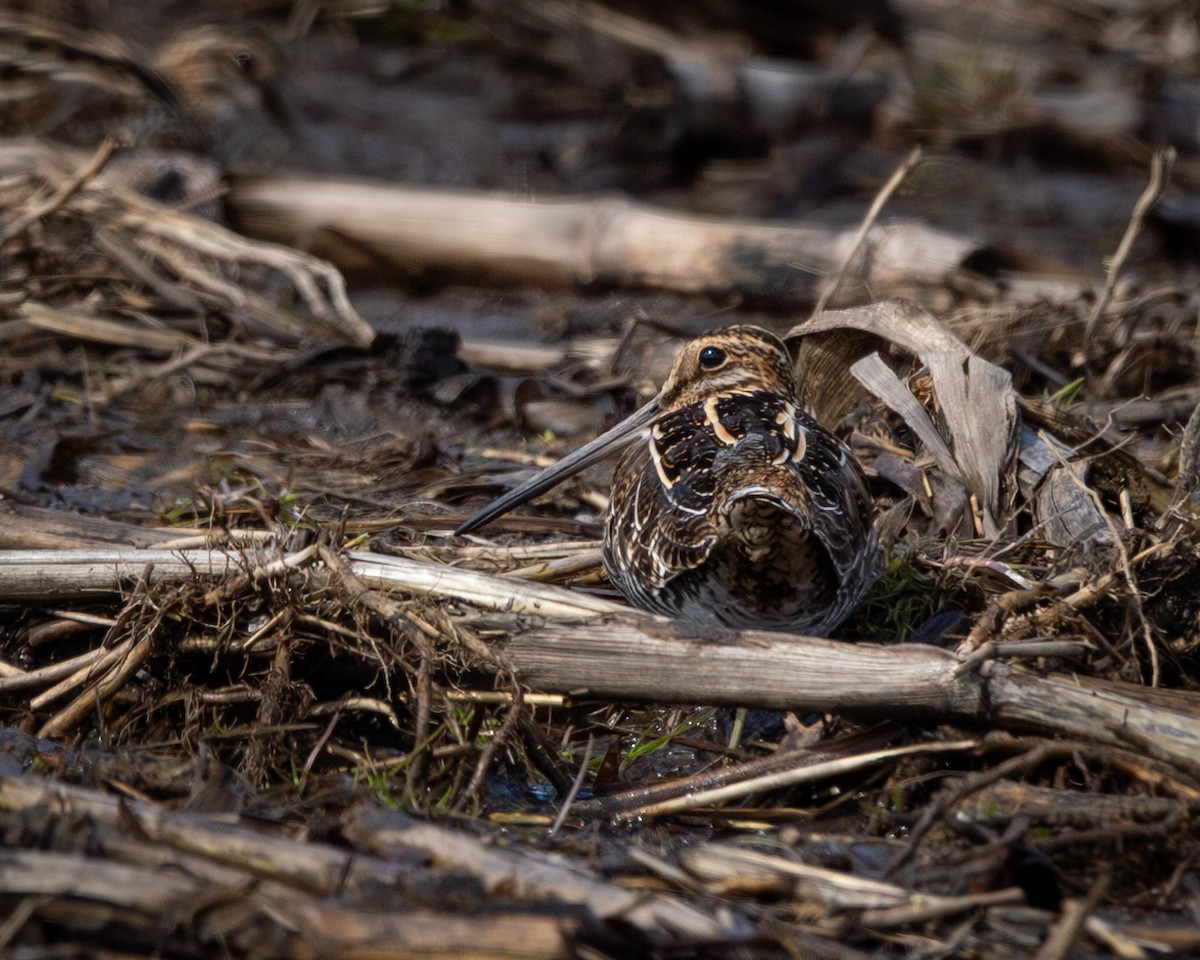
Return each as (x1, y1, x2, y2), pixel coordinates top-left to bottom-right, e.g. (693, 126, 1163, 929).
(2, 2, 1200, 958)
(0, 140, 371, 357)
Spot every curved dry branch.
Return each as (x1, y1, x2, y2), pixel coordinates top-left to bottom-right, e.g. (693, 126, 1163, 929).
(1, 545, 1198, 776)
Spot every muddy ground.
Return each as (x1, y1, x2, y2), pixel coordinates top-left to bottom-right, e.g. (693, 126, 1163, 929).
(2, 1, 1200, 957)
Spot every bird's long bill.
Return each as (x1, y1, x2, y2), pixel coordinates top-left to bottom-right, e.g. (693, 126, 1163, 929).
(455, 395, 661, 535)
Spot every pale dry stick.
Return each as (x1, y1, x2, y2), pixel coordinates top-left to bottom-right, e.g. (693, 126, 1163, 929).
(147, 240, 254, 307)
(232, 177, 977, 304)
(1085, 148, 1175, 343)
(294, 613, 367, 642)
(473, 447, 559, 467)
(0, 543, 616, 635)
(0, 895, 48, 951)
(0, 646, 111, 694)
(617, 739, 977, 820)
(239, 609, 289, 653)
(457, 339, 568, 373)
(953, 639, 1095, 678)
(941, 554, 1034, 590)
(549, 734, 594, 839)
(342, 801, 750, 945)
(627, 847, 709, 895)
(1082, 916, 1151, 960)
(0, 137, 117, 244)
(1120, 488, 1136, 530)
(532, 0, 714, 66)
(1033, 869, 1111, 960)
(29, 637, 134, 709)
(446, 691, 566, 707)
(91, 230, 204, 312)
(860, 888, 1024, 929)
(410, 540, 602, 564)
(149, 527, 282, 551)
(44, 609, 118, 628)
(466, 696, 525, 800)
(123, 211, 360, 331)
(21, 302, 196, 353)
(505, 547, 604, 582)
(811, 145, 923, 317)
(346, 549, 625, 619)
(310, 698, 400, 726)
(93, 343, 282, 407)
(299, 709, 341, 795)
(684, 844, 933, 911)
(39, 631, 155, 738)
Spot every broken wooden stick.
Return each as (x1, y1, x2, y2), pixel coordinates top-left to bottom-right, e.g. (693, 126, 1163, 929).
(2, 545, 1198, 777)
(228, 176, 978, 304)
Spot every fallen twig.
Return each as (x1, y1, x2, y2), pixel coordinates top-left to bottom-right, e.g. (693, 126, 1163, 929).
(812, 145, 923, 316)
(1085, 148, 1175, 342)
(613, 738, 977, 821)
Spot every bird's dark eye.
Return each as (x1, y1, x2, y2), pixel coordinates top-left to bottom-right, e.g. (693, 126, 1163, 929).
(698, 345, 727, 370)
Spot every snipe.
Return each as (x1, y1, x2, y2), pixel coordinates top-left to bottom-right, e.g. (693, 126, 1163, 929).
(456, 325, 877, 635)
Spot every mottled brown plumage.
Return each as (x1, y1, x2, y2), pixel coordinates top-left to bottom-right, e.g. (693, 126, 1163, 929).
(601, 326, 876, 633)
(456, 325, 877, 635)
